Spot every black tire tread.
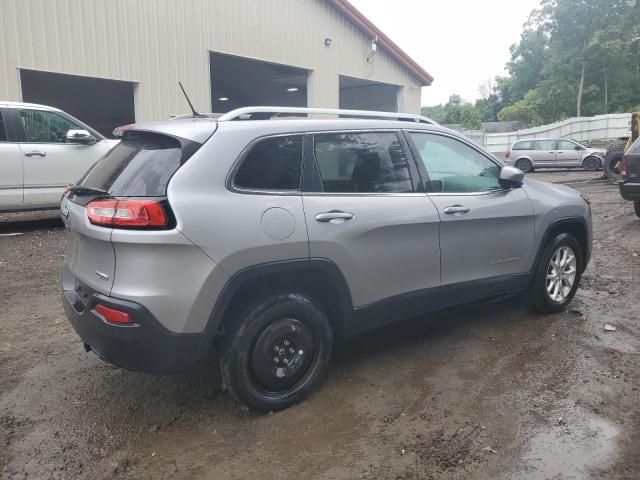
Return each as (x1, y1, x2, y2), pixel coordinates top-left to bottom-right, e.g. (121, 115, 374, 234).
(220, 293, 332, 411)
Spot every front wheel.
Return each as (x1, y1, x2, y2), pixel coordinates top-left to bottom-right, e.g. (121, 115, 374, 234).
(634, 200, 640, 218)
(220, 293, 333, 411)
(527, 233, 583, 313)
(582, 156, 601, 171)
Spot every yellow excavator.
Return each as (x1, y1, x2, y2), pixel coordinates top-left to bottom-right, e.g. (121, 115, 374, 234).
(604, 111, 640, 180)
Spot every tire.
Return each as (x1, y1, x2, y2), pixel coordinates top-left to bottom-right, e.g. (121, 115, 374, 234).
(603, 152, 624, 181)
(515, 158, 533, 173)
(582, 156, 601, 171)
(220, 293, 333, 411)
(634, 200, 640, 219)
(527, 233, 583, 314)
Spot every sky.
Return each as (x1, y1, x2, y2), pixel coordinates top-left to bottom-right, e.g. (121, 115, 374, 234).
(349, 0, 542, 106)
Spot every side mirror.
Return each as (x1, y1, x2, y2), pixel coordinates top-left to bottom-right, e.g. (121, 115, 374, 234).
(66, 129, 96, 145)
(574, 145, 583, 151)
(499, 166, 524, 187)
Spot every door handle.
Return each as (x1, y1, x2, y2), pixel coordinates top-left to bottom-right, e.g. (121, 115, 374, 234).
(443, 205, 471, 215)
(315, 211, 354, 222)
(25, 151, 46, 157)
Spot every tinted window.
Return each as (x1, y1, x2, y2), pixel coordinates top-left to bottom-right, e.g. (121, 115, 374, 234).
(80, 131, 191, 196)
(234, 135, 302, 190)
(558, 140, 577, 150)
(627, 137, 640, 156)
(513, 141, 533, 150)
(19, 109, 81, 143)
(0, 112, 7, 142)
(535, 140, 556, 150)
(409, 132, 501, 193)
(313, 132, 413, 193)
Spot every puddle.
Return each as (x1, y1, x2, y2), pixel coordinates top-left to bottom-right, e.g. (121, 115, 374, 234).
(512, 409, 618, 479)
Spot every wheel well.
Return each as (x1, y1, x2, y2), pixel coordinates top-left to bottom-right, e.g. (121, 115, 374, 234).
(547, 222, 588, 270)
(216, 267, 349, 343)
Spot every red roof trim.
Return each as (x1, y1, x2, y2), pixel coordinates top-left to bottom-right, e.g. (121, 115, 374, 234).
(326, 0, 434, 86)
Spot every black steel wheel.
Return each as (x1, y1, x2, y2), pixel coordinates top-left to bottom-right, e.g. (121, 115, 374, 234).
(221, 294, 332, 411)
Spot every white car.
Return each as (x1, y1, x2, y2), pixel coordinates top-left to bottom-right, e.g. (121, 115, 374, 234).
(0, 101, 119, 212)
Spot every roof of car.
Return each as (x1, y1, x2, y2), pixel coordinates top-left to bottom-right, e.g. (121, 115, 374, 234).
(0, 100, 62, 111)
(132, 116, 458, 144)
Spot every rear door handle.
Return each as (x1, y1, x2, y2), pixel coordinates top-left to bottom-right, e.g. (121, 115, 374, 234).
(443, 205, 470, 215)
(315, 211, 354, 223)
(25, 151, 46, 157)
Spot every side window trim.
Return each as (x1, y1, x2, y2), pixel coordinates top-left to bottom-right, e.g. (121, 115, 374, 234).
(226, 133, 305, 196)
(305, 129, 419, 195)
(405, 129, 510, 197)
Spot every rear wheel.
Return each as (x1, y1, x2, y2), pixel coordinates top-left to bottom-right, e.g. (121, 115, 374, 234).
(515, 158, 533, 173)
(582, 156, 601, 171)
(220, 293, 332, 411)
(527, 233, 583, 313)
(634, 200, 640, 218)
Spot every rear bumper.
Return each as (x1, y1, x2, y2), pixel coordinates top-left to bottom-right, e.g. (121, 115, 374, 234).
(62, 287, 211, 374)
(619, 181, 640, 201)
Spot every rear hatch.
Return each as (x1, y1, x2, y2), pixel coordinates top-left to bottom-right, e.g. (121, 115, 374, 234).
(61, 128, 205, 296)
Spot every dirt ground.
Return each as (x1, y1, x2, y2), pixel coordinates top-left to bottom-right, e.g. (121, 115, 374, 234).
(1, 170, 639, 480)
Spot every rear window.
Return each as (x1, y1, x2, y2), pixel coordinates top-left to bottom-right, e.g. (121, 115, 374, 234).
(80, 131, 197, 196)
(627, 137, 640, 156)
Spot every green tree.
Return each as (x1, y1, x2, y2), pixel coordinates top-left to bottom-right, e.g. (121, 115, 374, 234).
(494, 0, 640, 123)
(498, 93, 543, 129)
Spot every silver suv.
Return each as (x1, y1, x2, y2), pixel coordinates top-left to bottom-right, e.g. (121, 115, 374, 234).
(61, 107, 592, 411)
(505, 138, 606, 172)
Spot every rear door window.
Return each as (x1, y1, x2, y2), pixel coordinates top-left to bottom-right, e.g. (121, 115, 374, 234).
(513, 141, 533, 150)
(80, 131, 196, 196)
(312, 132, 413, 193)
(233, 135, 303, 191)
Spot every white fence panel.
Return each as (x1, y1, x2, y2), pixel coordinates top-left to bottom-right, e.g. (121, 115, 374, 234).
(479, 113, 632, 153)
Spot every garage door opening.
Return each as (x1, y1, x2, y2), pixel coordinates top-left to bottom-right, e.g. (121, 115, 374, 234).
(210, 53, 308, 113)
(339, 75, 399, 112)
(20, 69, 136, 138)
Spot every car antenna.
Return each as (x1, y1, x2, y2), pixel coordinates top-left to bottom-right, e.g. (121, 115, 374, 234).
(178, 82, 205, 118)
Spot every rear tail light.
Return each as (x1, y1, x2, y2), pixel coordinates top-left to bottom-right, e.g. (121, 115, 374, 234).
(94, 304, 134, 325)
(87, 199, 169, 228)
(505, 151, 511, 159)
(620, 157, 628, 177)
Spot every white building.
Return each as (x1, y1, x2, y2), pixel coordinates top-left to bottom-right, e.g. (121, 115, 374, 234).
(0, 0, 433, 136)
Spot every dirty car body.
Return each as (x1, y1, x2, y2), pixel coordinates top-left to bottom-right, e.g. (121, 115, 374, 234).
(61, 108, 592, 410)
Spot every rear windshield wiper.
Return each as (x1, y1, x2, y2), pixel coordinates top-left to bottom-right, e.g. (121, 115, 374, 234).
(67, 185, 110, 197)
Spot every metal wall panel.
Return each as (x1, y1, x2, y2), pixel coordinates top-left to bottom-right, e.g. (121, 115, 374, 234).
(0, 0, 423, 120)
